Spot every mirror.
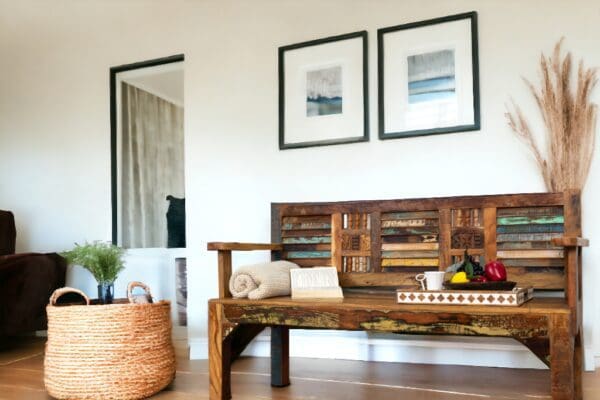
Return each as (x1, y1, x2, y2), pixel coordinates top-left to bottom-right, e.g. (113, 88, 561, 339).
(110, 55, 185, 249)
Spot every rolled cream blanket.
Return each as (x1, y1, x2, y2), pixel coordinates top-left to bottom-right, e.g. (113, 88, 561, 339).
(229, 260, 299, 300)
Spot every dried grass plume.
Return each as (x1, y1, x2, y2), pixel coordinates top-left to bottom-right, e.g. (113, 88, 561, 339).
(506, 39, 598, 191)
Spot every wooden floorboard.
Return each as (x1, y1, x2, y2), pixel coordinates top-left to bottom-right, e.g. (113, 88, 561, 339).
(1, 336, 599, 399)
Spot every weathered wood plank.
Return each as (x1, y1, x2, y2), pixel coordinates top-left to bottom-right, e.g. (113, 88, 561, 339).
(208, 242, 283, 251)
(438, 208, 451, 270)
(281, 229, 331, 238)
(293, 258, 332, 267)
(497, 250, 564, 259)
(217, 250, 232, 298)
(282, 222, 331, 230)
(370, 212, 382, 273)
(551, 237, 589, 247)
(382, 258, 439, 267)
(208, 302, 231, 400)
(275, 193, 564, 216)
(452, 208, 482, 227)
(497, 215, 564, 225)
(381, 234, 439, 243)
(282, 243, 331, 251)
(282, 215, 331, 224)
(575, 330, 584, 399)
(382, 227, 439, 236)
(496, 224, 564, 234)
(282, 236, 331, 244)
(550, 313, 574, 399)
(330, 213, 343, 273)
(506, 267, 564, 289)
(221, 301, 551, 335)
(381, 243, 439, 251)
(381, 211, 439, 220)
(285, 251, 331, 259)
(483, 207, 497, 264)
(501, 259, 564, 267)
(497, 206, 563, 217)
(496, 232, 562, 242)
(381, 219, 439, 228)
(339, 272, 415, 286)
(563, 190, 582, 335)
(381, 250, 439, 258)
(449, 248, 484, 256)
(497, 241, 562, 250)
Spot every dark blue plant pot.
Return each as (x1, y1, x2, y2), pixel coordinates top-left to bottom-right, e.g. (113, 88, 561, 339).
(97, 283, 114, 304)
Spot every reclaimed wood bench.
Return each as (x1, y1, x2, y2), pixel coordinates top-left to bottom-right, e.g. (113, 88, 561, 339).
(207, 191, 588, 400)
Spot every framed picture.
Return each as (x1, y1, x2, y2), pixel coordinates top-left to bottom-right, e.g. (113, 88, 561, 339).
(279, 31, 369, 149)
(378, 12, 480, 140)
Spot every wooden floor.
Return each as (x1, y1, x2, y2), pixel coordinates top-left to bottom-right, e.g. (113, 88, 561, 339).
(2, 336, 600, 399)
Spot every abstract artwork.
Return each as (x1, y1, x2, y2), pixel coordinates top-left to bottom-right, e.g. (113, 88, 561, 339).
(378, 12, 480, 139)
(279, 31, 368, 149)
(306, 65, 343, 117)
(407, 49, 455, 104)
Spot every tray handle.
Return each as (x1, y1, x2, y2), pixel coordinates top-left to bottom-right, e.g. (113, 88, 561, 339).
(49, 287, 90, 306)
(127, 281, 154, 304)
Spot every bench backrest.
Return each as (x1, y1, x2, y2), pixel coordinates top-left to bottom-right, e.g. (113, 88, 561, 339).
(272, 191, 582, 291)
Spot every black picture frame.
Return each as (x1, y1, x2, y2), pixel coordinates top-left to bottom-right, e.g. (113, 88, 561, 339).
(109, 54, 184, 245)
(278, 31, 369, 150)
(377, 11, 480, 140)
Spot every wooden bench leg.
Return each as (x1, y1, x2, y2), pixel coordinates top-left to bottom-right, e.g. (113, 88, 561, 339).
(209, 302, 232, 400)
(549, 314, 574, 400)
(271, 326, 290, 387)
(574, 330, 583, 400)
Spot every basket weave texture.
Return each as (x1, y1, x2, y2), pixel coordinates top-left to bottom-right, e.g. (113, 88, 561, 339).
(44, 283, 176, 400)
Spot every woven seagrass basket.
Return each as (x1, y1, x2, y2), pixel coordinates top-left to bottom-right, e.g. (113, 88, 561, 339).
(44, 282, 176, 400)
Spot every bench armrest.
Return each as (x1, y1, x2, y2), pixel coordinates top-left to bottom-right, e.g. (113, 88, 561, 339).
(551, 237, 589, 247)
(207, 242, 283, 298)
(207, 242, 283, 251)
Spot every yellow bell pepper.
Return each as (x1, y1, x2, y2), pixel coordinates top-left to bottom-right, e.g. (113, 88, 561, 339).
(450, 271, 469, 283)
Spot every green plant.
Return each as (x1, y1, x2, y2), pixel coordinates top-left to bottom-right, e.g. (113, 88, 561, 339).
(62, 241, 125, 284)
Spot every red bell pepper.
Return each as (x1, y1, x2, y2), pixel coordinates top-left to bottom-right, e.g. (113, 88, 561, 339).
(484, 260, 507, 282)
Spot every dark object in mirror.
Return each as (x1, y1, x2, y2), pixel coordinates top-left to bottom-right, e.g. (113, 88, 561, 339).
(166, 195, 186, 248)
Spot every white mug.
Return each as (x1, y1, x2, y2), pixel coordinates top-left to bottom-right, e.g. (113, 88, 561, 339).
(415, 271, 446, 291)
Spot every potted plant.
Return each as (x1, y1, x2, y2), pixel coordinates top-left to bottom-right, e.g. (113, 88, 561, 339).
(63, 241, 125, 304)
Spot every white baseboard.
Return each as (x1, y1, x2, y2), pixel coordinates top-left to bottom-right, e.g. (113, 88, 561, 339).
(190, 330, 596, 371)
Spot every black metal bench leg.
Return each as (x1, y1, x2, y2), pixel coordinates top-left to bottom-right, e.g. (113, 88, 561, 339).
(270, 326, 290, 387)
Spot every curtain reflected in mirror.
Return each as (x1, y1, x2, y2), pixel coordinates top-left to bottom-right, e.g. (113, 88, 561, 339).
(111, 56, 185, 248)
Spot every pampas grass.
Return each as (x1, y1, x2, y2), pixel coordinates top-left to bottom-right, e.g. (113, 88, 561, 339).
(506, 39, 598, 191)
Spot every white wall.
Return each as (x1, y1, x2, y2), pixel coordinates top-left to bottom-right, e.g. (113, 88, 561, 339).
(1, 0, 599, 368)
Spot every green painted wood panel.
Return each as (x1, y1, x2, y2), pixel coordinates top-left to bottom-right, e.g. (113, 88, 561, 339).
(496, 233, 562, 242)
(496, 224, 563, 234)
(282, 222, 331, 230)
(497, 207, 563, 217)
(285, 251, 331, 259)
(382, 227, 439, 236)
(282, 237, 332, 244)
(497, 215, 564, 226)
(381, 211, 439, 220)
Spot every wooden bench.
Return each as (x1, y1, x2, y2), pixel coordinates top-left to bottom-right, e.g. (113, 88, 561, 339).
(207, 191, 588, 400)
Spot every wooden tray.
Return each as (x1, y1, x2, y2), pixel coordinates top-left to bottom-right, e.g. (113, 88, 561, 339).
(443, 281, 517, 291)
(396, 287, 534, 307)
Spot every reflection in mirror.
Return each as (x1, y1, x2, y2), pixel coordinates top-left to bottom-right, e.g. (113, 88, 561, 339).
(111, 56, 185, 249)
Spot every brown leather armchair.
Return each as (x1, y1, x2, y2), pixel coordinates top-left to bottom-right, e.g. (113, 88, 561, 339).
(0, 210, 66, 336)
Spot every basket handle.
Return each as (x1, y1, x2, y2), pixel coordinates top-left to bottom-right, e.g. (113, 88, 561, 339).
(127, 281, 153, 303)
(49, 287, 90, 306)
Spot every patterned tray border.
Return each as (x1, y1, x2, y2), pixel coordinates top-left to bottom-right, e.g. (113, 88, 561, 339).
(396, 287, 534, 307)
